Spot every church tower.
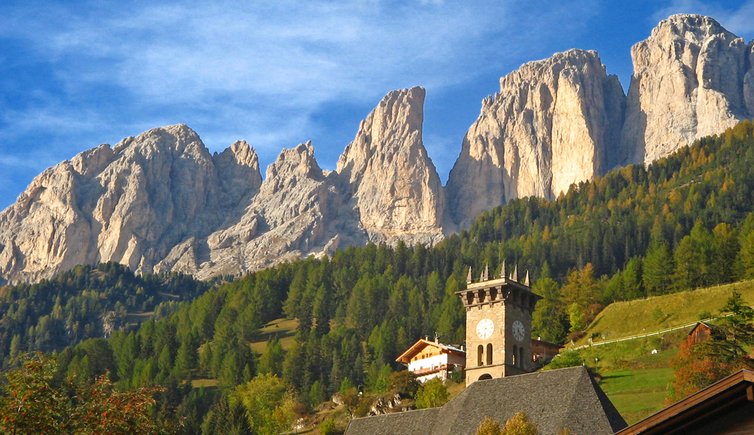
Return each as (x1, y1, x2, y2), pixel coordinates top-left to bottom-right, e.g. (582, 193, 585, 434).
(456, 263, 542, 386)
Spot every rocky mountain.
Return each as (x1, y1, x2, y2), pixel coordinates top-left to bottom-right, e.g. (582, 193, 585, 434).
(619, 14, 754, 165)
(1, 14, 751, 283)
(447, 14, 753, 227)
(445, 49, 624, 228)
(0, 90, 444, 283)
(336, 87, 444, 244)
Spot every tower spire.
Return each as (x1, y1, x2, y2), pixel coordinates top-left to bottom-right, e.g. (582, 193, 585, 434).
(500, 260, 506, 279)
(466, 267, 472, 284)
(512, 264, 518, 282)
(524, 270, 530, 286)
(482, 264, 489, 281)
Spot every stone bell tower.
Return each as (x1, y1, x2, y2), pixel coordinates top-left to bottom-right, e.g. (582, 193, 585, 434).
(456, 262, 542, 386)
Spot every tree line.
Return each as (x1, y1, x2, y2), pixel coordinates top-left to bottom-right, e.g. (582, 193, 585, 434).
(0, 262, 208, 368)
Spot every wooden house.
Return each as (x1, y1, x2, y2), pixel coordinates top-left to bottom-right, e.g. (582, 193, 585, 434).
(395, 338, 465, 383)
(686, 321, 724, 347)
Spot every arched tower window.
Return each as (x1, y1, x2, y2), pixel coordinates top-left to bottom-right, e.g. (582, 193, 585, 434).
(519, 346, 524, 368)
(486, 343, 493, 365)
(477, 345, 484, 366)
(512, 345, 517, 366)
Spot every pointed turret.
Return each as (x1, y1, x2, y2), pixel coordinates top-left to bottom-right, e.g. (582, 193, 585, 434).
(500, 260, 506, 279)
(480, 263, 489, 281)
(512, 264, 518, 282)
(524, 270, 530, 286)
(467, 267, 473, 284)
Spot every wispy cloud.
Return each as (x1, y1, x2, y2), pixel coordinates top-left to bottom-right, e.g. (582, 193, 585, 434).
(0, 0, 600, 208)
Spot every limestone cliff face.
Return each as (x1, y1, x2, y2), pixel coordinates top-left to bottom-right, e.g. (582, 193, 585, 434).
(0, 125, 260, 283)
(620, 14, 754, 165)
(0, 87, 447, 283)
(336, 87, 445, 244)
(156, 142, 363, 279)
(445, 50, 624, 228)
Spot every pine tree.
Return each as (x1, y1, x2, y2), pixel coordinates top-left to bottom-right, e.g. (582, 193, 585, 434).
(531, 277, 567, 343)
(738, 230, 754, 279)
(643, 242, 673, 295)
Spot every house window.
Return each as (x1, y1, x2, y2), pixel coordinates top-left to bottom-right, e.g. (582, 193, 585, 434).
(477, 345, 484, 366)
(486, 343, 493, 365)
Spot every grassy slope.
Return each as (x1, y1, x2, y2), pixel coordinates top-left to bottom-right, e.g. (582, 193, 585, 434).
(565, 280, 754, 424)
(579, 279, 754, 346)
(249, 317, 299, 353)
(574, 332, 683, 424)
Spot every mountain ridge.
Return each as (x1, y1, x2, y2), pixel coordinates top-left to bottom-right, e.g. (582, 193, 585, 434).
(1, 13, 753, 283)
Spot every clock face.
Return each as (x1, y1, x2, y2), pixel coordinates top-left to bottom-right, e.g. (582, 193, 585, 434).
(512, 320, 525, 342)
(476, 319, 494, 340)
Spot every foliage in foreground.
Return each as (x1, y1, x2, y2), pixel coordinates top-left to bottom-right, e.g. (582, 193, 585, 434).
(668, 291, 754, 401)
(414, 377, 450, 409)
(0, 353, 167, 434)
(475, 412, 541, 435)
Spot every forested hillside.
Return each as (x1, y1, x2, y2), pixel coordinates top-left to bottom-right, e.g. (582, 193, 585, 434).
(5, 121, 754, 432)
(0, 263, 208, 368)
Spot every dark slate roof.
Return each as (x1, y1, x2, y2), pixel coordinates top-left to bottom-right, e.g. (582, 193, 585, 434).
(345, 366, 627, 435)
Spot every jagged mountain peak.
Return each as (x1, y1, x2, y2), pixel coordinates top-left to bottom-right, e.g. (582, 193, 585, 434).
(336, 86, 425, 181)
(619, 12, 753, 165)
(654, 14, 732, 40)
(336, 86, 443, 244)
(504, 49, 602, 84)
(266, 141, 323, 182)
(224, 140, 259, 168)
(445, 47, 624, 228)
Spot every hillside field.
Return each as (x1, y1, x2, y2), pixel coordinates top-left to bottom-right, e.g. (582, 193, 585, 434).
(577, 279, 754, 346)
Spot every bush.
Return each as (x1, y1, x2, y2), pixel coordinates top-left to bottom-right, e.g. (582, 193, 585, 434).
(544, 350, 584, 370)
(319, 417, 342, 435)
(414, 378, 449, 409)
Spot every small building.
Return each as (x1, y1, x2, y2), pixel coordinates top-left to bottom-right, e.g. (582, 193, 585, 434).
(686, 321, 724, 347)
(531, 337, 563, 367)
(346, 366, 627, 434)
(395, 337, 465, 383)
(619, 369, 754, 434)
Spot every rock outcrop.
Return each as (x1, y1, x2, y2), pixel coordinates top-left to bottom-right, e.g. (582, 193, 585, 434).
(0, 125, 247, 283)
(619, 14, 754, 165)
(337, 87, 444, 244)
(157, 142, 364, 280)
(445, 49, 624, 228)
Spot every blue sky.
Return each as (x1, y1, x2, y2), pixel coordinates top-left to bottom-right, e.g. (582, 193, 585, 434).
(1, 0, 753, 210)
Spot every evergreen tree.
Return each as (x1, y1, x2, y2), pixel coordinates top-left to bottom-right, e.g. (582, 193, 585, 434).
(531, 277, 567, 343)
(643, 242, 673, 295)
